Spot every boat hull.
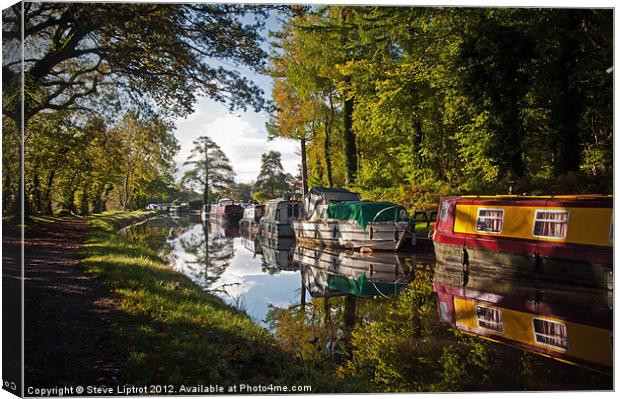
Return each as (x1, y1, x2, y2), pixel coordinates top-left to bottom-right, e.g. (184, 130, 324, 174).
(260, 219, 295, 238)
(240, 218, 261, 235)
(293, 220, 413, 251)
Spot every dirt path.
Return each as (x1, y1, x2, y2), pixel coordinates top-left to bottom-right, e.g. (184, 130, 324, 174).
(22, 218, 123, 388)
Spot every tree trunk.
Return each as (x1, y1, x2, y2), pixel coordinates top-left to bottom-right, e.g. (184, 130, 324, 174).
(42, 169, 55, 215)
(340, 9, 357, 186)
(78, 188, 89, 215)
(343, 295, 357, 338)
(552, 20, 581, 176)
(343, 90, 357, 185)
(300, 137, 308, 196)
(324, 93, 335, 187)
(204, 148, 210, 205)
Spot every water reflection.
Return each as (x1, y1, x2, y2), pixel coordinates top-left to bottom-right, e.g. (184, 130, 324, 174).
(295, 247, 425, 298)
(122, 215, 612, 390)
(433, 261, 613, 374)
(260, 236, 296, 272)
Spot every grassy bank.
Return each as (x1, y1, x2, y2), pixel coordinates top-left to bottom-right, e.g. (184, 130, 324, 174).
(78, 211, 350, 390)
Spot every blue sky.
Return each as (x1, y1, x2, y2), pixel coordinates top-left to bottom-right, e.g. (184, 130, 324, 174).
(172, 10, 298, 184)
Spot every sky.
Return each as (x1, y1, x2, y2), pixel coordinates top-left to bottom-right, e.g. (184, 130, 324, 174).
(172, 11, 297, 185)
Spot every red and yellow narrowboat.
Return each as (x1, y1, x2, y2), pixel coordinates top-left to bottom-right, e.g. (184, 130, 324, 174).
(433, 262, 612, 373)
(432, 195, 613, 288)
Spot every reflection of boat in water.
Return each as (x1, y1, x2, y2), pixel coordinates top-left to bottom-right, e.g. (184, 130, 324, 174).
(432, 195, 613, 288)
(260, 236, 296, 270)
(293, 187, 415, 251)
(240, 231, 263, 256)
(201, 204, 211, 222)
(240, 204, 265, 235)
(295, 246, 431, 298)
(432, 262, 612, 373)
(210, 220, 240, 239)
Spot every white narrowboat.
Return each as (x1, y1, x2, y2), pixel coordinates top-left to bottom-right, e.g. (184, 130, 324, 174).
(292, 187, 415, 251)
(259, 200, 302, 238)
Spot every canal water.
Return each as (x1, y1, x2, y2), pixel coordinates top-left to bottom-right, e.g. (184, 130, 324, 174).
(123, 214, 612, 391)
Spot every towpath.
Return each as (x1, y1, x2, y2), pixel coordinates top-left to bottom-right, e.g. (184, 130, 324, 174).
(19, 218, 123, 388)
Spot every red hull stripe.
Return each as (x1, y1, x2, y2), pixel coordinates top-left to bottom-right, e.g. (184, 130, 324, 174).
(433, 231, 612, 265)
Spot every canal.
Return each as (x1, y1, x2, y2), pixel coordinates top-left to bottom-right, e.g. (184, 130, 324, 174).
(122, 214, 612, 391)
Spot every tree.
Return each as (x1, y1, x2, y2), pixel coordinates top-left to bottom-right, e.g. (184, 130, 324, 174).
(2, 2, 271, 124)
(111, 111, 179, 210)
(253, 151, 293, 201)
(235, 182, 254, 203)
(182, 136, 236, 205)
(267, 7, 361, 190)
(2, 2, 272, 218)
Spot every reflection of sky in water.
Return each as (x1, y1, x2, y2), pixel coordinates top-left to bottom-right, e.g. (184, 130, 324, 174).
(165, 218, 300, 327)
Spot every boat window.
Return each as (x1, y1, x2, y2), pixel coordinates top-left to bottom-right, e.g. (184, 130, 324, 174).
(475, 306, 503, 333)
(476, 208, 504, 233)
(439, 301, 450, 322)
(440, 201, 450, 221)
(533, 210, 569, 239)
(294, 203, 300, 218)
(532, 318, 568, 351)
(288, 204, 293, 218)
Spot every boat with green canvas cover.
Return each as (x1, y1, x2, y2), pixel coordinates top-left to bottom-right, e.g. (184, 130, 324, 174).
(293, 187, 415, 251)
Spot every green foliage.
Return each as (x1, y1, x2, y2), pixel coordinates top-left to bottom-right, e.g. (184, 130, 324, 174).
(268, 7, 612, 211)
(234, 183, 254, 203)
(20, 110, 178, 216)
(2, 2, 270, 123)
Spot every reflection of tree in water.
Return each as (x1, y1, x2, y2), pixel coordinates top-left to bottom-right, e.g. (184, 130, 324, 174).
(121, 218, 180, 259)
(179, 222, 234, 289)
(265, 263, 609, 392)
(265, 264, 382, 368)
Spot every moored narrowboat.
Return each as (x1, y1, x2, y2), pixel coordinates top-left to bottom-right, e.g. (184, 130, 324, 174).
(239, 204, 265, 235)
(210, 198, 243, 225)
(259, 199, 302, 238)
(432, 195, 613, 288)
(293, 187, 414, 251)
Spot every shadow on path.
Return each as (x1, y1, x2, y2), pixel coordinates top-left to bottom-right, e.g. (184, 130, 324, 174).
(23, 218, 122, 388)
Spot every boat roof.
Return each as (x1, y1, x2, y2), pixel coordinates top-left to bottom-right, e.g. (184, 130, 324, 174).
(457, 194, 612, 200)
(267, 199, 301, 204)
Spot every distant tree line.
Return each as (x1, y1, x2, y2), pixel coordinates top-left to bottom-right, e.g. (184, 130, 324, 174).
(267, 7, 612, 210)
(2, 2, 272, 216)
